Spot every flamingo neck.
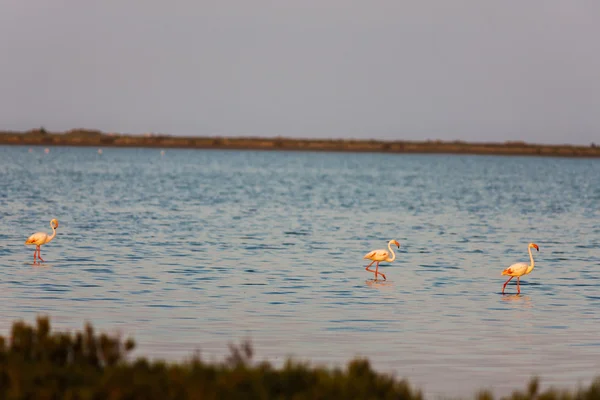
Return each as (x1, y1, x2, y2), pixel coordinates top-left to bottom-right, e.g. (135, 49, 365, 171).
(528, 246, 535, 269)
(387, 241, 396, 262)
(46, 226, 57, 244)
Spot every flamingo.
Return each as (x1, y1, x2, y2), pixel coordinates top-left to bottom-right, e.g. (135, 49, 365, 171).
(501, 243, 539, 294)
(363, 240, 400, 280)
(25, 219, 59, 262)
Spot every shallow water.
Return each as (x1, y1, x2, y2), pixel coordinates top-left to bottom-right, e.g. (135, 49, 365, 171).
(1, 146, 599, 397)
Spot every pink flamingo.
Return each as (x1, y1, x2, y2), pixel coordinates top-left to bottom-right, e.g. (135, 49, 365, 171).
(25, 219, 59, 262)
(501, 243, 539, 294)
(363, 240, 400, 280)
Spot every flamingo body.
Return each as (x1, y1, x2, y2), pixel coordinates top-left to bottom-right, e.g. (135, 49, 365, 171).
(25, 219, 59, 262)
(363, 240, 400, 281)
(25, 232, 52, 246)
(364, 249, 391, 262)
(501, 262, 533, 278)
(501, 243, 539, 294)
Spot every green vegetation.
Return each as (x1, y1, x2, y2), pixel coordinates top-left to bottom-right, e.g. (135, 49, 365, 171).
(1, 317, 600, 399)
(1, 128, 599, 158)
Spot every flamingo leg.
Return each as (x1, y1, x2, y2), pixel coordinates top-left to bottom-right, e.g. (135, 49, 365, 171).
(375, 262, 386, 281)
(517, 277, 520, 294)
(33, 246, 37, 262)
(502, 276, 514, 294)
(37, 246, 45, 262)
(365, 260, 377, 278)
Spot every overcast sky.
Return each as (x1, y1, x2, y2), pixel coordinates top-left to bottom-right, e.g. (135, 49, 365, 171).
(1, 1, 598, 144)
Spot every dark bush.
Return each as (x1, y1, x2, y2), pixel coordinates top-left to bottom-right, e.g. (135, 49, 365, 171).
(1, 317, 600, 399)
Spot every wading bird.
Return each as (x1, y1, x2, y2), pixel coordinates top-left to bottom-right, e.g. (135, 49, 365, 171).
(363, 239, 400, 280)
(25, 219, 59, 262)
(501, 243, 539, 294)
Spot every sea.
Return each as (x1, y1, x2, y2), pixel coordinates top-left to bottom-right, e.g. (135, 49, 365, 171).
(0, 145, 599, 397)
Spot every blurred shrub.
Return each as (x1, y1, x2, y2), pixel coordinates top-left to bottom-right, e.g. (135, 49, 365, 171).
(0, 317, 599, 400)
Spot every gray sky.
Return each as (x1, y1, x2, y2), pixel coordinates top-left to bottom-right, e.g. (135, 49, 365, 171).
(1, 1, 599, 144)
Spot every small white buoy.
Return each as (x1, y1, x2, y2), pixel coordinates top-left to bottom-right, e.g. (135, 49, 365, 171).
(98, 149, 103, 154)
(160, 150, 165, 156)
(44, 148, 50, 154)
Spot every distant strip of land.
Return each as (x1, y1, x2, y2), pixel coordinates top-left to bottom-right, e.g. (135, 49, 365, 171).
(1, 128, 599, 158)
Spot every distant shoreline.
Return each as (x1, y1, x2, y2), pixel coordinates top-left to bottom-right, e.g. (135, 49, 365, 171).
(1, 128, 599, 158)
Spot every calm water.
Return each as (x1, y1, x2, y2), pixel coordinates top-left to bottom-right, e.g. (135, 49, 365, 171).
(1, 146, 599, 397)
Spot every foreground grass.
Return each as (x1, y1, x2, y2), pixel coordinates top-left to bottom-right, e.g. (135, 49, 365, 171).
(0, 317, 599, 399)
(1, 128, 599, 158)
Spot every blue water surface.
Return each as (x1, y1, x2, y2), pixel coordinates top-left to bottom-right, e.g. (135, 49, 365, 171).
(0, 146, 599, 397)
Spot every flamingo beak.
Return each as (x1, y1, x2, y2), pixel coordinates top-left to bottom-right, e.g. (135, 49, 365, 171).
(533, 244, 539, 251)
(395, 240, 400, 248)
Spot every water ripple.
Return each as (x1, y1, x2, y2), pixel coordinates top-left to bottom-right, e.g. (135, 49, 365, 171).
(0, 147, 599, 398)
